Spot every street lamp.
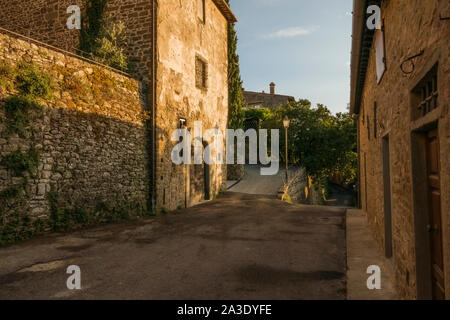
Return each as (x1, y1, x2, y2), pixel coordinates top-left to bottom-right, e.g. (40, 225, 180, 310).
(283, 116, 290, 181)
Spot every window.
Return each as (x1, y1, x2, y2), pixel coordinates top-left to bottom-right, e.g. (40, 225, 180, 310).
(197, 0, 205, 23)
(411, 64, 438, 120)
(374, 24, 386, 83)
(195, 56, 208, 90)
(367, 116, 371, 141)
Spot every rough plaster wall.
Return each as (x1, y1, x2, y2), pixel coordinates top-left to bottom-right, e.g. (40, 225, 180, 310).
(358, 0, 449, 299)
(156, 0, 228, 210)
(0, 33, 149, 221)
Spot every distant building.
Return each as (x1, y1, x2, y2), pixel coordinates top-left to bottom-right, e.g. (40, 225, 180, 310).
(243, 83, 295, 110)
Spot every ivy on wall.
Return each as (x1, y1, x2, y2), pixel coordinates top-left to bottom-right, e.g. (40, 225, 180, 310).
(79, 0, 109, 54)
(79, 0, 130, 71)
(0, 59, 148, 246)
(0, 61, 50, 245)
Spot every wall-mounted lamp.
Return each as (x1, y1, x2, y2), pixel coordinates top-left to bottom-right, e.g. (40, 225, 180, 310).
(179, 118, 187, 128)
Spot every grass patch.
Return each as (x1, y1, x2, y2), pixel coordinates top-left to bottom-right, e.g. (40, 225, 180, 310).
(283, 194, 293, 204)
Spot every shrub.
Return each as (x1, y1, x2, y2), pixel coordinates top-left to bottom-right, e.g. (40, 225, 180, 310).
(0, 186, 23, 201)
(0, 212, 45, 246)
(0, 61, 17, 90)
(91, 19, 129, 71)
(1, 147, 40, 177)
(4, 95, 40, 136)
(16, 63, 53, 98)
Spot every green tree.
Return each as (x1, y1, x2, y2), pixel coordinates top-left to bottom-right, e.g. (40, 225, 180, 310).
(226, 0, 245, 129)
(259, 100, 357, 187)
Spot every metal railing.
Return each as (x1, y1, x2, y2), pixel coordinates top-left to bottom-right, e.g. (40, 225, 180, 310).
(0, 25, 132, 77)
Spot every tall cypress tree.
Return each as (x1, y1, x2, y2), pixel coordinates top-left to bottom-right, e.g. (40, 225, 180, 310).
(226, 0, 245, 130)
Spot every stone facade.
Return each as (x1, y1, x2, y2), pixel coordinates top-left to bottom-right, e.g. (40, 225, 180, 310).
(350, 0, 449, 299)
(0, 0, 235, 214)
(155, 0, 229, 209)
(0, 32, 149, 224)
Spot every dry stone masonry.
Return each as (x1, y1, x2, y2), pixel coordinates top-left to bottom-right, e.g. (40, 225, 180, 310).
(0, 32, 150, 240)
(0, 0, 236, 240)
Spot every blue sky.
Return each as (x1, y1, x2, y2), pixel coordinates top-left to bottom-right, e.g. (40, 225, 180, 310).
(229, 0, 353, 114)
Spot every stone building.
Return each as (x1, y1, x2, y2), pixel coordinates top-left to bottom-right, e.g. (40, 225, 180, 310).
(350, 0, 449, 299)
(243, 83, 295, 110)
(0, 0, 237, 213)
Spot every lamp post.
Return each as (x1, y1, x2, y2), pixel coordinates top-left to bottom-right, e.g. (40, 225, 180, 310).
(283, 116, 290, 181)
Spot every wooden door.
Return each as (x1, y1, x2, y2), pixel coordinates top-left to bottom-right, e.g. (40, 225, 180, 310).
(204, 162, 211, 201)
(426, 129, 445, 299)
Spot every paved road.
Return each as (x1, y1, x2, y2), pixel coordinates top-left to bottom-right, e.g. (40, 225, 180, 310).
(229, 165, 287, 195)
(0, 193, 346, 300)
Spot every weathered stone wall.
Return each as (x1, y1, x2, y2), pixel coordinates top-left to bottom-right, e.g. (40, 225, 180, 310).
(358, 0, 449, 299)
(0, 32, 149, 230)
(0, 0, 154, 81)
(279, 168, 323, 205)
(155, 0, 228, 210)
(0, 0, 231, 212)
(227, 164, 244, 181)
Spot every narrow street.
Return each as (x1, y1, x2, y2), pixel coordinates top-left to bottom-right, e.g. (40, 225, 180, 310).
(0, 192, 347, 300)
(228, 165, 286, 195)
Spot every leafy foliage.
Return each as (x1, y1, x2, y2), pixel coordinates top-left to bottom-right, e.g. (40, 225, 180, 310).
(255, 100, 357, 187)
(1, 62, 51, 136)
(244, 108, 272, 121)
(47, 192, 148, 233)
(4, 95, 41, 136)
(0, 212, 45, 246)
(1, 147, 40, 177)
(0, 61, 17, 90)
(0, 186, 23, 201)
(90, 19, 129, 70)
(80, 0, 109, 53)
(226, 0, 245, 129)
(79, 1, 129, 71)
(15, 63, 53, 98)
(47, 192, 90, 232)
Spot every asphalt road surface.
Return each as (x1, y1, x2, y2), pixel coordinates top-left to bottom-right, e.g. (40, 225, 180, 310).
(228, 165, 287, 195)
(0, 193, 346, 300)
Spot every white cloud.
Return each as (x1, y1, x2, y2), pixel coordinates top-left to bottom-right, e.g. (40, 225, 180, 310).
(265, 26, 319, 39)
